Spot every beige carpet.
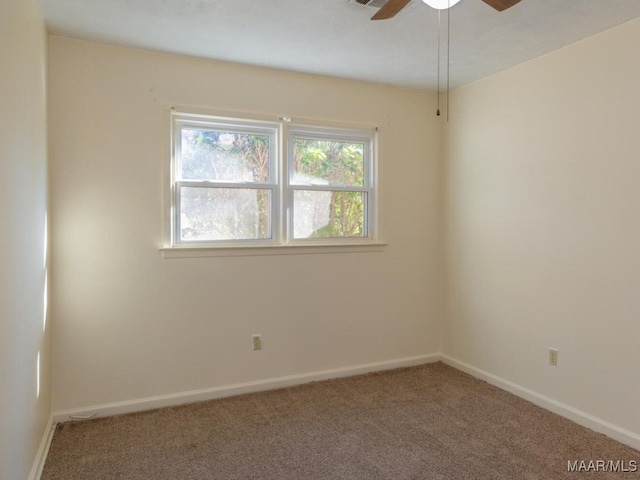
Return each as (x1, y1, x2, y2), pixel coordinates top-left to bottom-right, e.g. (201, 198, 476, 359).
(42, 363, 639, 479)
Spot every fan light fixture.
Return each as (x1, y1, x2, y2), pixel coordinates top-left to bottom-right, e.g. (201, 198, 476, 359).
(421, 0, 461, 9)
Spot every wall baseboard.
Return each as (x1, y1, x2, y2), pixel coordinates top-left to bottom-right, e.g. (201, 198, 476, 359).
(29, 414, 55, 480)
(52, 354, 439, 424)
(48, 353, 640, 459)
(441, 355, 640, 452)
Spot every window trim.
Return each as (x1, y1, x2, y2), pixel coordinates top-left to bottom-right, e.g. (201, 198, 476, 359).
(163, 107, 383, 256)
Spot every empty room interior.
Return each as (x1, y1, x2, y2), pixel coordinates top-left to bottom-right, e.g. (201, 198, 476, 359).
(2, 0, 640, 478)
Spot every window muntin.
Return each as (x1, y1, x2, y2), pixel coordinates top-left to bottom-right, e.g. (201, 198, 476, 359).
(170, 112, 376, 248)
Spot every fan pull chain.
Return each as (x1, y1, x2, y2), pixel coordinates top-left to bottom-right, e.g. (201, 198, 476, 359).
(436, 10, 441, 116)
(447, 0, 451, 122)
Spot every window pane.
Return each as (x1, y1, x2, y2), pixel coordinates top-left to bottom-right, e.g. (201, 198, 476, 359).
(180, 187, 271, 241)
(180, 128, 270, 182)
(291, 138, 364, 187)
(293, 190, 365, 239)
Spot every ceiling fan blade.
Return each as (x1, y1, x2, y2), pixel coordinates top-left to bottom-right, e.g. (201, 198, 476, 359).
(481, 0, 522, 11)
(371, 0, 412, 20)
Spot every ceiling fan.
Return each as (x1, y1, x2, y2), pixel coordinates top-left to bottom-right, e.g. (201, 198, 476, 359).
(370, 0, 521, 20)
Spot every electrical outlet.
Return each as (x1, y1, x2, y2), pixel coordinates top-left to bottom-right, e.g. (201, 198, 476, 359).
(549, 348, 558, 367)
(252, 334, 262, 351)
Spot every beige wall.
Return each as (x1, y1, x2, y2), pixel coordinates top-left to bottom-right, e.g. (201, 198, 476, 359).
(444, 18, 640, 439)
(0, 0, 50, 478)
(48, 37, 442, 412)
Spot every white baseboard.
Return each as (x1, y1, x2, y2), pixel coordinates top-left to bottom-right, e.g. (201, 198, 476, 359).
(52, 354, 439, 424)
(28, 414, 55, 480)
(42, 353, 640, 473)
(441, 354, 640, 452)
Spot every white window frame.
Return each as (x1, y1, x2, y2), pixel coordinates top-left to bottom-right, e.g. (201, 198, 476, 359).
(285, 125, 376, 245)
(163, 108, 383, 257)
(171, 113, 280, 247)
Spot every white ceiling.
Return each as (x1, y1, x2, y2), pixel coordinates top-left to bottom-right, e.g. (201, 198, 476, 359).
(35, 0, 640, 90)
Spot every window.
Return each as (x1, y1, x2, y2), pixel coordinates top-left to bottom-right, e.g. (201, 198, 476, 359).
(168, 110, 379, 251)
(288, 127, 373, 240)
(173, 116, 278, 244)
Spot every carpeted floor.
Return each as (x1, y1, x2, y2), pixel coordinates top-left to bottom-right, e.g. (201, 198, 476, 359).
(42, 362, 639, 479)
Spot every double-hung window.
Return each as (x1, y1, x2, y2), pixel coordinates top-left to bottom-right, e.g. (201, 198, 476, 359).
(287, 127, 374, 241)
(173, 115, 278, 245)
(168, 110, 379, 251)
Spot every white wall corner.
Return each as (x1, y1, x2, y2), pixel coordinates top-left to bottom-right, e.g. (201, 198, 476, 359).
(28, 414, 56, 480)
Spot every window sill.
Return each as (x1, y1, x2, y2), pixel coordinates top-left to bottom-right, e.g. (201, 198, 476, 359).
(160, 242, 387, 259)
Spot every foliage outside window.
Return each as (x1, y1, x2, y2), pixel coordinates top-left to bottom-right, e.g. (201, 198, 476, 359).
(170, 112, 377, 248)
